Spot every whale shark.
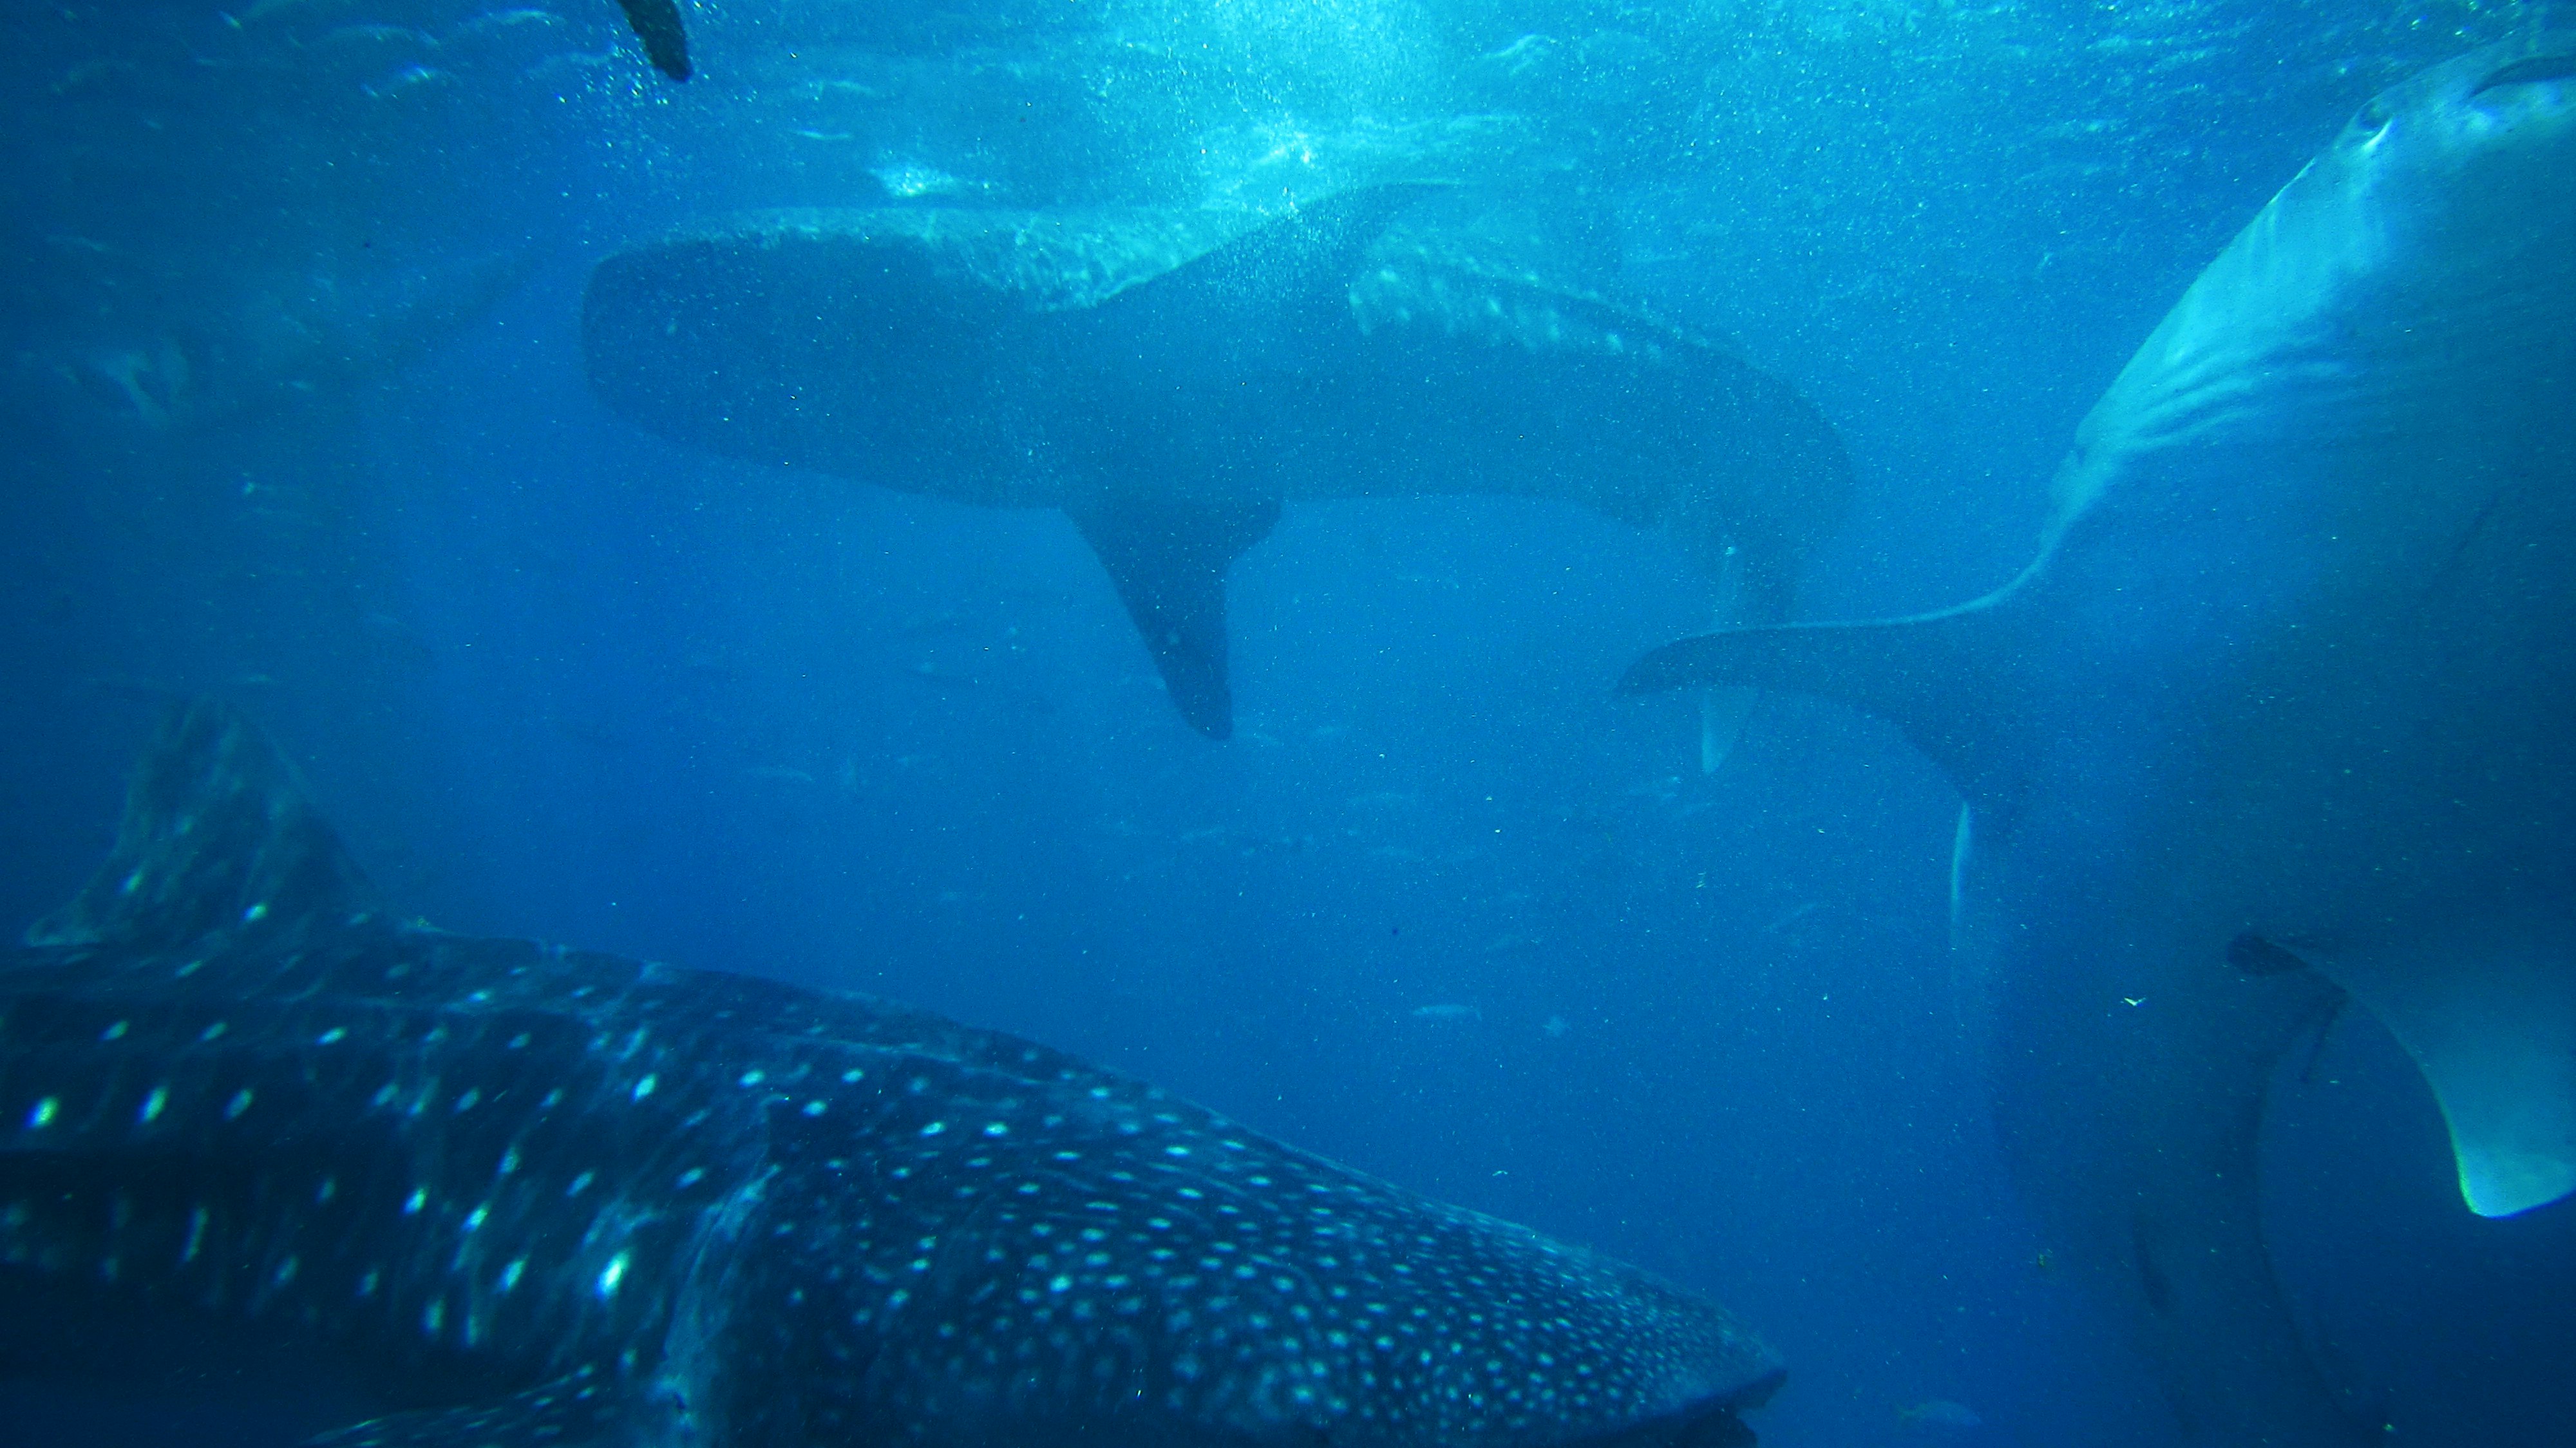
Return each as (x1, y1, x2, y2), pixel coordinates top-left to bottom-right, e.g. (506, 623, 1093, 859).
(1623, 37, 2575, 1445)
(580, 189, 1853, 739)
(0, 699, 1785, 1447)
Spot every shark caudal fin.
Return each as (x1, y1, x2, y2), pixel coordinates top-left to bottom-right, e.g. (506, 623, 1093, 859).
(1070, 494, 1283, 739)
(25, 699, 375, 952)
(1620, 598, 2032, 815)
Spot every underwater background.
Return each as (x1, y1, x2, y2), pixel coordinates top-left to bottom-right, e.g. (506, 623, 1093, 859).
(3, 2, 2571, 1445)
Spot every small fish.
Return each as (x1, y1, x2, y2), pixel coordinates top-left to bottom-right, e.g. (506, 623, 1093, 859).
(869, 160, 984, 199)
(1899, 1398, 1984, 1431)
(1762, 902, 1819, 935)
(457, 8, 564, 35)
(361, 63, 453, 98)
(1409, 1003, 1481, 1022)
(323, 23, 434, 48)
(238, 0, 356, 24)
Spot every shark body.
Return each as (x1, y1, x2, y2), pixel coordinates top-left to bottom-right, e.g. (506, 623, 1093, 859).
(1, 700, 1783, 1447)
(1624, 38, 2576, 1445)
(580, 189, 1852, 738)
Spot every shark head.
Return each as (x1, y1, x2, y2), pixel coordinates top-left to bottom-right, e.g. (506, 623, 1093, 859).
(1622, 35, 2576, 1447)
(2046, 34, 2576, 548)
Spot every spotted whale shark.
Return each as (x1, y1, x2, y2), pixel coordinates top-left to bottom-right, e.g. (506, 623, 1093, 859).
(0, 700, 1783, 1447)
(580, 189, 1852, 739)
(1624, 37, 2575, 1445)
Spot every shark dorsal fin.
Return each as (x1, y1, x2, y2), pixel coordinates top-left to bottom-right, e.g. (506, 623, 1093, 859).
(26, 698, 377, 951)
(1173, 181, 1446, 310)
(1088, 183, 1444, 357)
(1620, 596, 2033, 815)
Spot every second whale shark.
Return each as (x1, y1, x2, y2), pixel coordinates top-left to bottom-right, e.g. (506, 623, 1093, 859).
(582, 189, 1853, 739)
(1, 699, 1784, 1446)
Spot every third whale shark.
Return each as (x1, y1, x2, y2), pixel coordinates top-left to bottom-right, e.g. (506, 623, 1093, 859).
(1625, 36, 2576, 1447)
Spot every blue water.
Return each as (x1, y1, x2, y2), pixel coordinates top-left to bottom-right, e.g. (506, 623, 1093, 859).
(3, 3, 2571, 1446)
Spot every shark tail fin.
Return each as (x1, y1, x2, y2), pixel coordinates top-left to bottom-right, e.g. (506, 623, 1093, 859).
(1621, 600, 2029, 814)
(1070, 493, 1283, 739)
(26, 698, 376, 951)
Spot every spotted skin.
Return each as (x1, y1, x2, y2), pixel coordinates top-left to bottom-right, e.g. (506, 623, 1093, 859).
(1, 701, 1782, 1447)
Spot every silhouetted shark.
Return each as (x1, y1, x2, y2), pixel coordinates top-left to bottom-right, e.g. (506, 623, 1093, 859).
(582, 189, 1852, 738)
(1, 699, 1784, 1446)
(1625, 37, 2575, 1446)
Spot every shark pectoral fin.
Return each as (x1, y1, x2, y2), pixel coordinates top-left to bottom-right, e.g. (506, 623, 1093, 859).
(614, 0, 692, 81)
(2325, 944, 2576, 1217)
(1620, 604, 2026, 812)
(307, 1373, 632, 1448)
(1068, 493, 1283, 739)
(24, 698, 375, 952)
